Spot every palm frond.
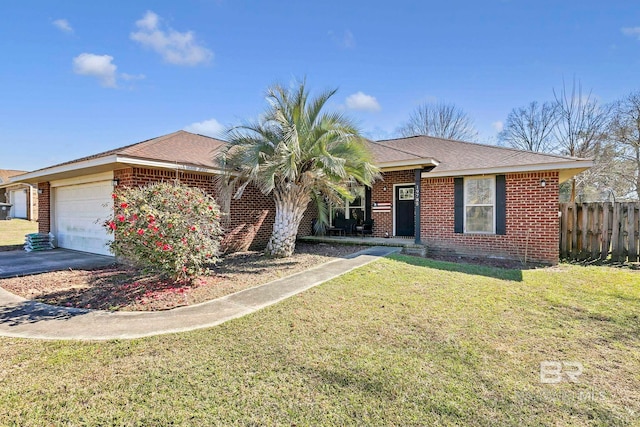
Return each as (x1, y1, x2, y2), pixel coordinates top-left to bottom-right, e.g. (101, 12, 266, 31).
(220, 79, 378, 202)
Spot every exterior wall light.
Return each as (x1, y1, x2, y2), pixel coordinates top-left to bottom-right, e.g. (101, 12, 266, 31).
(112, 178, 120, 187)
(540, 179, 546, 187)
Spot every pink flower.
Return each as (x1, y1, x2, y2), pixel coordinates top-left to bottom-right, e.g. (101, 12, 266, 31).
(108, 222, 117, 230)
(137, 229, 145, 235)
(132, 214, 139, 221)
(117, 215, 125, 222)
(111, 193, 117, 199)
(162, 244, 172, 251)
(190, 226, 196, 231)
(120, 202, 128, 209)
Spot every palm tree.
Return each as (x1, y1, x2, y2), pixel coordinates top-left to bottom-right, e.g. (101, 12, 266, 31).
(221, 80, 379, 257)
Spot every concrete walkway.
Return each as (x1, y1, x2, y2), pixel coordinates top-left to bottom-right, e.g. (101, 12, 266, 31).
(0, 246, 399, 341)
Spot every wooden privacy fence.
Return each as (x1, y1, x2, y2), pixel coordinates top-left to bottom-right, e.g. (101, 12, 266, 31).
(559, 202, 640, 262)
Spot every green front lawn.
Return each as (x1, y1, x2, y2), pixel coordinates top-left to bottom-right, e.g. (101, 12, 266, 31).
(0, 219, 37, 246)
(1, 256, 638, 426)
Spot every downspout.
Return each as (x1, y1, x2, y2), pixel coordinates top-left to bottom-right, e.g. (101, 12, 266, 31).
(414, 169, 421, 245)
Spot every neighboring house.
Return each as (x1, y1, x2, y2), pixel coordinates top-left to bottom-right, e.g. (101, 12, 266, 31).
(0, 169, 38, 221)
(14, 131, 591, 263)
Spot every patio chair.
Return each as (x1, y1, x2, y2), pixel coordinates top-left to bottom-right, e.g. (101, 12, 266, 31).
(357, 219, 373, 237)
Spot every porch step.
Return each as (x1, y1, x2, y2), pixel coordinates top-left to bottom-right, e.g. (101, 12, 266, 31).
(298, 235, 428, 255)
(401, 244, 428, 257)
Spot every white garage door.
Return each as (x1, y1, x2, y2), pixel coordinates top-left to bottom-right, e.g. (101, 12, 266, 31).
(54, 181, 114, 256)
(10, 190, 27, 219)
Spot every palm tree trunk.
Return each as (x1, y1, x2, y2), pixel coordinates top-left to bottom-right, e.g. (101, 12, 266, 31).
(266, 187, 310, 257)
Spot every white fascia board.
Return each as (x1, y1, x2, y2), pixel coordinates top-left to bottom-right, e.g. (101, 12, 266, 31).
(115, 157, 225, 175)
(10, 155, 119, 183)
(421, 160, 594, 179)
(11, 155, 229, 184)
(0, 182, 32, 190)
(378, 158, 439, 171)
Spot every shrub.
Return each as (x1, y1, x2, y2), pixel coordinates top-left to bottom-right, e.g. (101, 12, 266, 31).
(104, 182, 223, 282)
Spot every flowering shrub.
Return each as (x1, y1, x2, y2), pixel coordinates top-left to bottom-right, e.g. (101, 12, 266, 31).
(104, 182, 223, 282)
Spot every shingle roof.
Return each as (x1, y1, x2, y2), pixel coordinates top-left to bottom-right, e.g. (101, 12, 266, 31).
(19, 131, 589, 183)
(0, 169, 27, 185)
(27, 130, 227, 174)
(373, 135, 584, 172)
(366, 141, 422, 163)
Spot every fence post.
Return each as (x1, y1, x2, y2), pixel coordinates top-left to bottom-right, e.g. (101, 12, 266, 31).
(560, 203, 568, 259)
(590, 203, 600, 259)
(571, 203, 579, 259)
(601, 202, 611, 260)
(611, 203, 621, 262)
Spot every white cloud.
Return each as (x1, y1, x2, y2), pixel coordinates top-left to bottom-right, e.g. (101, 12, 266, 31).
(130, 10, 213, 66)
(622, 26, 640, 40)
(53, 19, 73, 33)
(72, 53, 117, 88)
(492, 121, 504, 133)
(345, 91, 381, 112)
(329, 30, 356, 49)
(184, 118, 225, 137)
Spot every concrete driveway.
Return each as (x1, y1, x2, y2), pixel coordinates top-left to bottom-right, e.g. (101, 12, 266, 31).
(0, 249, 115, 278)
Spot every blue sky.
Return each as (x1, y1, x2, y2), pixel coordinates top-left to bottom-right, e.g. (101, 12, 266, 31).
(2, 0, 639, 171)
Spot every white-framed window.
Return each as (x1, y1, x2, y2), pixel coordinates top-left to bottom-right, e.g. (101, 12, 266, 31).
(329, 186, 366, 225)
(464, 176, 495, 233)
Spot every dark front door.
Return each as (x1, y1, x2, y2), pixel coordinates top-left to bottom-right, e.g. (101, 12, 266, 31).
(395, 185, 415, 237)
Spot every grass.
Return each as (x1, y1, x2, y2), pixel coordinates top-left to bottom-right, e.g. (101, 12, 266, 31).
(0, 219, 37, 246)
(1, 255, 639, 426)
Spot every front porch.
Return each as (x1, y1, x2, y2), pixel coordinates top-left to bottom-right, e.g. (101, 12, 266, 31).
(298, 235, 427, 256)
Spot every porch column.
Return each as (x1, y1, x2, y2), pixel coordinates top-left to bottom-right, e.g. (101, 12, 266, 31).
(414, 168, 421, 244)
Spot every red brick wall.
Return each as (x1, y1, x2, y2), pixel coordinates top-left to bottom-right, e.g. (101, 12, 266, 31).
(421, 171, 560, 264)
(298, 201, 317, 237)
(114, 167, 278, 252)
(370, 170, 415, 237)
(37, 182, 50, 234)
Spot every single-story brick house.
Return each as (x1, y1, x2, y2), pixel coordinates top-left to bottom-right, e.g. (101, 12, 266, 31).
(0, 169, 38, 221)
(13, 130, 591, 263)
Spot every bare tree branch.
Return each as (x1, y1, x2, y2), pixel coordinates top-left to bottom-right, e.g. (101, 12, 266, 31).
(553, 79, 611, 200)
(398, 102, 478, 141)
(498, 101, 558, 152)
(609, 90, 640, 200)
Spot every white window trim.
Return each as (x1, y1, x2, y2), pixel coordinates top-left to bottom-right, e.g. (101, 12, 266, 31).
(463, 176, 496, 234)
(329, 187, 366, 225)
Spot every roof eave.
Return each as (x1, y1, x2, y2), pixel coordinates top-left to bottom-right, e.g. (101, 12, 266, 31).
(11, 155, 120, 184)
(378, 158, 439, 172)
(421, 160, 593, 183)
(117, 156, 225, 175)
(11, 155, 225, 184)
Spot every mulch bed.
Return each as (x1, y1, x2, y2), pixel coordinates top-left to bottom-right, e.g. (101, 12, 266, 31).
(0, 243, 367, 311)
